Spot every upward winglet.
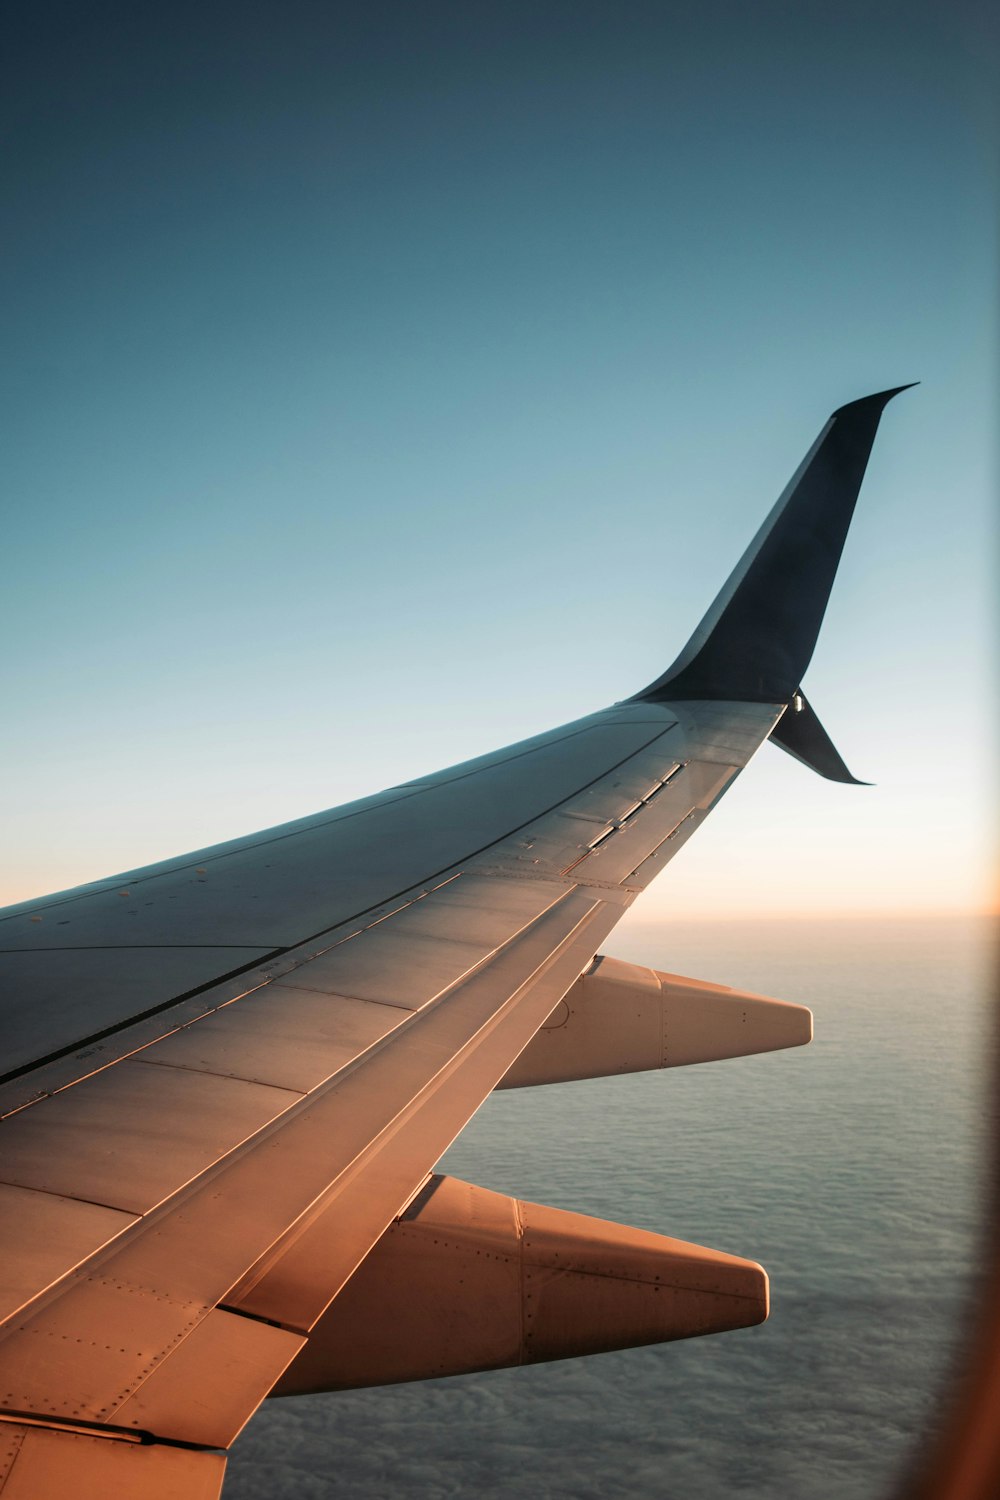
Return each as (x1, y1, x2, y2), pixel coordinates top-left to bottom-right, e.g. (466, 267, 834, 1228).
(633, 386, 917, 705)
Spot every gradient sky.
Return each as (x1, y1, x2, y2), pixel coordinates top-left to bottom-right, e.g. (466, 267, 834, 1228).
(2, 1, 996, 916)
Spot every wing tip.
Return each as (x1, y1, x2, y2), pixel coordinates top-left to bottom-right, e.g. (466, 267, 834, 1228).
(831, 382, 919, 419)
(631, 386, 916, 707)
(770, 692, 871, 785)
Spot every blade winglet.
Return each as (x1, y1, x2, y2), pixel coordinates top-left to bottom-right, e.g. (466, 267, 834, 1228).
(770, 690, 870, 785)
(632, 385, 917, 705)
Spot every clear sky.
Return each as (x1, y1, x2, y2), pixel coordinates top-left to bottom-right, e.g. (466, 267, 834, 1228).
(2, 1, 996, 916)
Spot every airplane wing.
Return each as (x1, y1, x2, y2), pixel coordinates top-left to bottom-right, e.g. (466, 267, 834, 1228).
(0, 389, 911, 1498)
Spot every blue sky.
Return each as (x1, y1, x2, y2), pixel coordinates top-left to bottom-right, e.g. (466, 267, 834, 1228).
(2, 1, 995, 914)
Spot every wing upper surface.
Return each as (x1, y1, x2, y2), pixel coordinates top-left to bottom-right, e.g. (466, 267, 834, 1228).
(2, 708, 676, 1082)
(0, 388, 911, 1494)
(0, 698, 779, 1474)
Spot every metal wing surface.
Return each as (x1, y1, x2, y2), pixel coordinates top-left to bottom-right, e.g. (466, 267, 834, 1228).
(0, 390, 911, 1498)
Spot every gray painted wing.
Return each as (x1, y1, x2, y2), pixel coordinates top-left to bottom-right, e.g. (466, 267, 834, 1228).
(0, 388, 908, 1495)
(0, 696, 779, 1487)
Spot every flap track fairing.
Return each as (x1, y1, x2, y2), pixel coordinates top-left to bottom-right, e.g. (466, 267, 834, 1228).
(498, 954, 812, 1089)
(272, 1175, 767, 1396)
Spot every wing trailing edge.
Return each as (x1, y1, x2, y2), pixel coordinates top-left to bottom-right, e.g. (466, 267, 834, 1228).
(631, 385, 916, 708)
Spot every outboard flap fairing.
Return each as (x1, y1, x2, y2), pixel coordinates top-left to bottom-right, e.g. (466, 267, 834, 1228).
(273, 1175, 768, 1395)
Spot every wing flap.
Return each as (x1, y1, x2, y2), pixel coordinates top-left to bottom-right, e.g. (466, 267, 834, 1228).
(0, 888, 614, 1443)
(145, 988, 408, 1092)
(0, 1062, 301, 1215)
(0, 1187, 136, 1325)
(223, 891, 615, 1331)
(109, 1309, 304, 1447)
(0, 1423, 225, 1500)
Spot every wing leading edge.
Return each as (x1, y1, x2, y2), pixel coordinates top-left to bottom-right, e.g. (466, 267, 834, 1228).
(0, 389, 912, 1498)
